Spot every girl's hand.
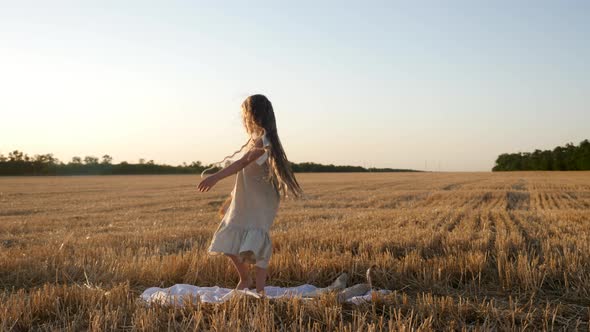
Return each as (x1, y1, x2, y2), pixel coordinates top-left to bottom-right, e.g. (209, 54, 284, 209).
(197, 176, 218, 192)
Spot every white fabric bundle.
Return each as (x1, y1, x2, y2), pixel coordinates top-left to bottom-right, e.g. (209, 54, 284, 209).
(141, 283, 391, 306)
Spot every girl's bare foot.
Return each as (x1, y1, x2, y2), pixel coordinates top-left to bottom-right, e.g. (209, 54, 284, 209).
(226, 254, 252, 290)
(236, 277, 252, 290)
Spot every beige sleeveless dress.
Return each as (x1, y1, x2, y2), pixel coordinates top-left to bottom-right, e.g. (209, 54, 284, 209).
(207, 134, 279, 268)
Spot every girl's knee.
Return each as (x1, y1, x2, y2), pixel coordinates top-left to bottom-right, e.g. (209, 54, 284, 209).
(225, 253, 244, 264)
(254, 260, 269, 269)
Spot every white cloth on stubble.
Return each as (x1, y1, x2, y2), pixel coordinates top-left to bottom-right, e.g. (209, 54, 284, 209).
(140, 283, 391, 306)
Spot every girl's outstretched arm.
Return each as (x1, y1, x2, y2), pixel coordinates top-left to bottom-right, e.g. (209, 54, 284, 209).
(197, 139, 266, 192)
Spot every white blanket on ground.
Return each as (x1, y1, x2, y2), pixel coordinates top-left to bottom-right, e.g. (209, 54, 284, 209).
(141, 284, 391, 306)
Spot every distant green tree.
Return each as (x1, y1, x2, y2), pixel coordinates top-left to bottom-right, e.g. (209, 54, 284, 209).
(84, 156, 99, 165)
(8, 150, 26, 162)
(541, 150, 553, 170)
(553, 147, 566, 170)
(564, 142, 578, 170)
(101, 154, 113, 165)
(577, 139, 590, 170)
(33, 153, 57, 164)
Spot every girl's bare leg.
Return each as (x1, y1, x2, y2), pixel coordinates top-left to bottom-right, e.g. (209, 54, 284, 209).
(226, 254, 252, 289)
(255, 266, 267, 294)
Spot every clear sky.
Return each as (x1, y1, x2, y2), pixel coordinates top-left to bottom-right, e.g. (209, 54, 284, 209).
(1, 1, 588, 171)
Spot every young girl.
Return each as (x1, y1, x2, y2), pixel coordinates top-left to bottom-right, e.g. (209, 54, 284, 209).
(197, 94, 303, 295)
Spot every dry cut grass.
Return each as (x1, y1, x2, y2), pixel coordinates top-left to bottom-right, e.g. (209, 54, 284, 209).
(0, 172, 589, 331)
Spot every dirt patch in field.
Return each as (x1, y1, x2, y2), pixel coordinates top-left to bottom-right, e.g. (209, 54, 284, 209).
(511, 180, 527, 191)
(442, 183, 461, 191)
(0, 209, 41, 217)
(506, 191, 530, 210)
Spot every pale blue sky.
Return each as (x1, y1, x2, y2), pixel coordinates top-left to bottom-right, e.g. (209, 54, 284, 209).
(1, 1, 588, 171)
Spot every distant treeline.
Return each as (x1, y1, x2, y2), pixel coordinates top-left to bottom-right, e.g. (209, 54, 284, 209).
(0, 151, 418, 176)
(290, 162, 417, 173)
(0, 151, 217, 176)
(493, 139, 590, 171)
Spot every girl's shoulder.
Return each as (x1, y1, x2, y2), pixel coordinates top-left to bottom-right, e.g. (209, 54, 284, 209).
(251, 132, 271, 165)
(250, 132, 271, 148)
(261, 132, 271, 148)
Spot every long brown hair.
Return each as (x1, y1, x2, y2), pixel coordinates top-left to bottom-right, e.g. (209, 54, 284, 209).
(242, 94, 303, 198)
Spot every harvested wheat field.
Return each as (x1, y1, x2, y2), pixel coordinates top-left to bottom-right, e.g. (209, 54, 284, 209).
(0, 172, 589, 331)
